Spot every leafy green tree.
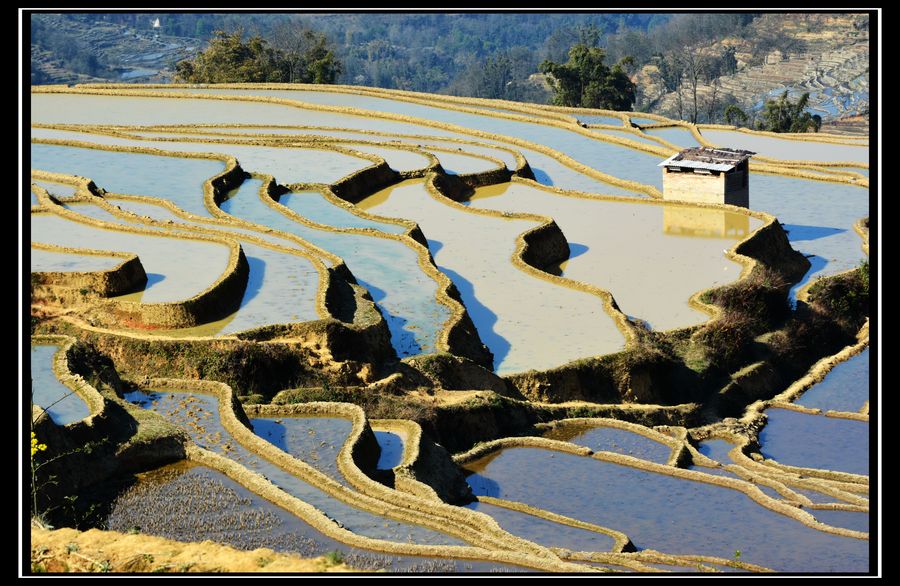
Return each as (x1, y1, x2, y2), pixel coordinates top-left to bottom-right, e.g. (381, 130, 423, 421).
(540, 44, 635, 110)
(756, 91, 822, 133)
(724, 104, 749, 126)
(175, 29, 340, 84)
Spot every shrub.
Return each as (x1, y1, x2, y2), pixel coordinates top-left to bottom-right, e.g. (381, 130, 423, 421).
(806, 261, 869, 328)
(693, 313, 755, 370)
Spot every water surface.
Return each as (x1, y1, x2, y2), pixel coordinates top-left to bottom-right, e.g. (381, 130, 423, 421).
(467, 183, 759, 330)
(543, 424, 673, 464)
(30, 248, 123, 273)
(463, 447, 867, 572)
(701, 129, 868, 164)
(220, 178, 448, 357)
(373, 431, 406, 470)
(795, 349, 869, 413)
(31, 212, 230, 303)
(30, 345, 91, 425)
(125, 390, 465, 546)
(360, 180, 625, 373)
(759, 408, 868, 476)
(253, 416, 354, 483)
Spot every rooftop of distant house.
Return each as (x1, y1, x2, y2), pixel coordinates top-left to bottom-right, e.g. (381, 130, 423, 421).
(658, 147, 756, 173)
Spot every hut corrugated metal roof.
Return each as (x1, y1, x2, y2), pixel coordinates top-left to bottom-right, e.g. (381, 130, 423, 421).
(659, 147, 756, 172)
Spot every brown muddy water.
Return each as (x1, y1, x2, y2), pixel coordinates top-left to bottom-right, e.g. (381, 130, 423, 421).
(467, 182, 759, 330)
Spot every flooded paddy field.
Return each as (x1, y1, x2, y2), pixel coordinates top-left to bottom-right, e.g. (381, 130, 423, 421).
(31, 211, 231, 303)
(32, 143, 224, 218)
(30, 345, 91, 425)
(140, 87, 669, 189)
(796, 349, 869, 413)
(759, 408, 868, 476)
(465, 500, 619, 552)
(700, 128, 869, 164)
(359, 179, 625, 373)
(643, 126, 702, 148)
(219, 177, 448, 357)
(466, 182, 760, 330)
(543, 423, 674, 464)
(252, 416, 353, 484)
(124, 390, 466, 546)
(463, 446, 868, 572)
(372, 431, 406, 470)
(277, 191, 407, 234)
(28, 85, 872, 574)
(104, 462, 523, 573)
(31, 247, 124, 273)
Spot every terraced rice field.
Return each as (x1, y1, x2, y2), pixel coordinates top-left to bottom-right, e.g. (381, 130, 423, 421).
(28, 84, 872, 574)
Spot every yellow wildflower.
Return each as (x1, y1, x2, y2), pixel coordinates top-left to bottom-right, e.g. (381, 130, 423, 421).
(30, 431, 47, 458)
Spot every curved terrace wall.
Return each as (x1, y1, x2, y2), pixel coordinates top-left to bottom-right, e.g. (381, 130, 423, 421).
(30, 206, 249, 331)
(29, 335, 188, 506)
(32, 152, 396, 375)
(145, 378, 591, 571)
(32, 90, 834, 414)
(32, 86, 667, 197)
(452, 434, 866, 542)
(31, 157, 251, 330)
(30, 243, 147, 298)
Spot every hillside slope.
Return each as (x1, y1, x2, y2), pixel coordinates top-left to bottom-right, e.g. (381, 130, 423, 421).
(639, 13, 869, 123)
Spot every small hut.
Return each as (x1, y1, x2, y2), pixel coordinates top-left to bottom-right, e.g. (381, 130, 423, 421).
(658, 147, 755, 208)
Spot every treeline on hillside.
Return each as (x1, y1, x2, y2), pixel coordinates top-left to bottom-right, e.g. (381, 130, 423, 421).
(34, 12, 829, 129)
(32, 12, 666, 97)
(307, 13, 664, 94)
(606, 14, 760, 121)
(175, 22, 642, 112)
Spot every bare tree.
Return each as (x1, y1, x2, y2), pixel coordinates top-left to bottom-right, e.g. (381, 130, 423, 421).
(674, 82, 685, 121)
(681, 51, 707, 124)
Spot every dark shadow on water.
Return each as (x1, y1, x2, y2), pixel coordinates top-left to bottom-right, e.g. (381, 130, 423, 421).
(251, 419, 288, 451)
(438, 265, 509, 371)
(465, 472, 501, 498)
(143, 273, 166, 288)
(238, 255, 267, 307)
(782, 224, 846, 242)
(357, 278, 422, 357)
(546, 242, 589, 276)
(789, 254, 828, 306)
(374, 431, 405, 470)
(567, 242, 589, 260)
(530, 167, 554, 186)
